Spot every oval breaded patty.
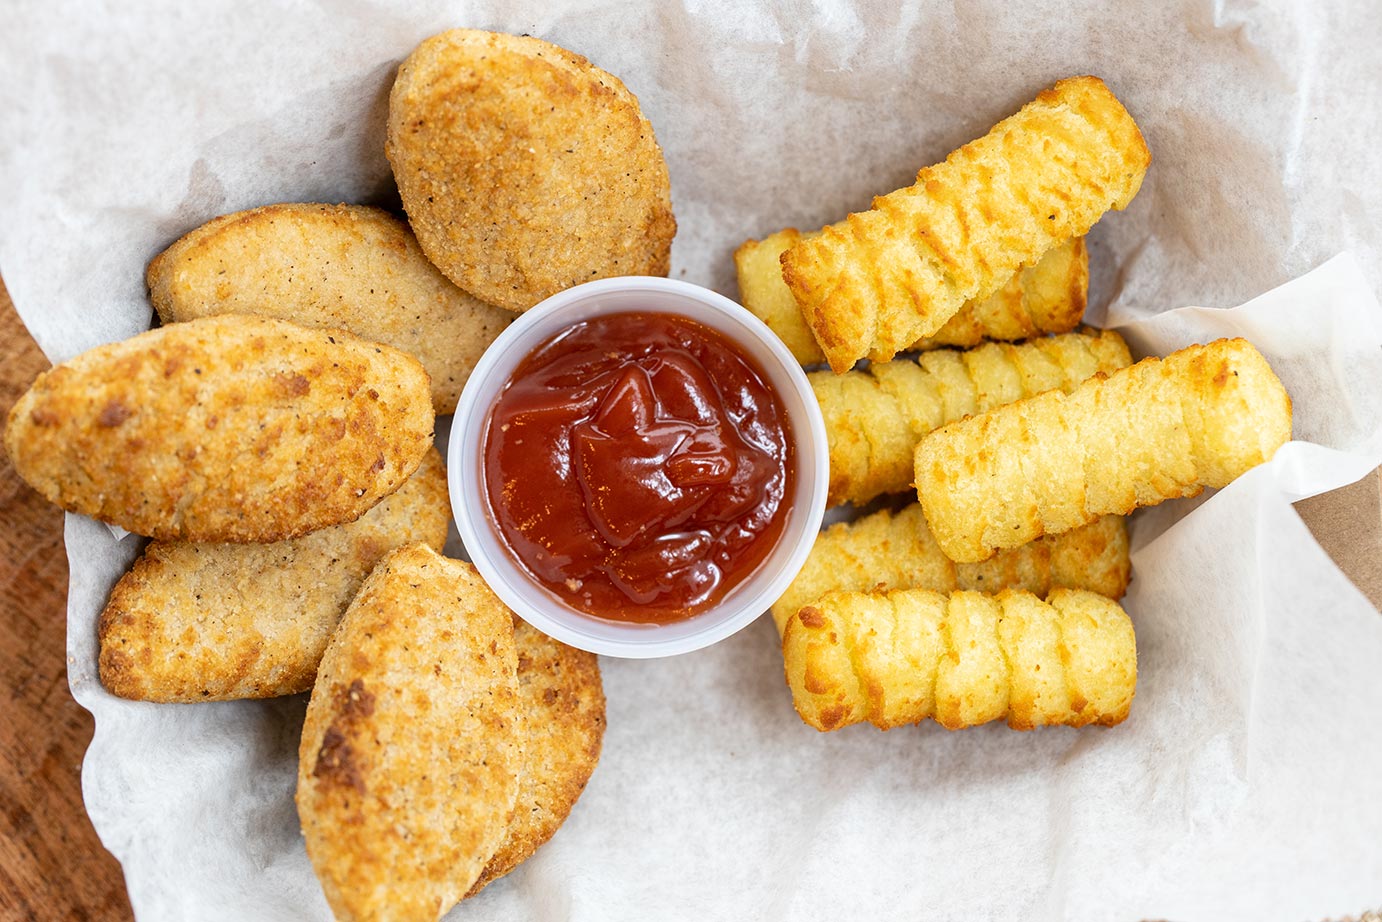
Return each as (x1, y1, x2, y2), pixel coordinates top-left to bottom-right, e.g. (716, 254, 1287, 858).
(468, 618, 605, 896)
(4, 314, 434, 543)
(98, 448, 450, 703)
(386, 29, 675, 312)
(147, 203, 512, 414)
(298, 545, 523, 922)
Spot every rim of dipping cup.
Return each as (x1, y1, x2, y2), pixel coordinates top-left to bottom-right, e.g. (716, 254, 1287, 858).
(449, 276, 828, 658)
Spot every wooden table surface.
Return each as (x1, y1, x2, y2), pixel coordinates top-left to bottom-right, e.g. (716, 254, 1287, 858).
(1, 273, 1376, 922)
(0, 279, 134, 921)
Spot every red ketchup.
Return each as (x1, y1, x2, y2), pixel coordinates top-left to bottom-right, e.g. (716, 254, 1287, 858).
(482, 312, 794, 624)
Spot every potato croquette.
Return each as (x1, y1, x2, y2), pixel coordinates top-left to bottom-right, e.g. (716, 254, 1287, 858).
(147, 203, 512, 414)
(915, 338, 1293, 563)
(298, 545, 523, 921)
(735, 232, 1088, 366)
(387, 29, 675, 312)
(782, 588, 1136, 731)
(468, 619, 605, 896)
(4, 314, 434, 543)
(814, 328, 1131, 506)
(781, 76, 1149, 372)
(770, 507, 1129, 633)
(97, 449, 450, 703)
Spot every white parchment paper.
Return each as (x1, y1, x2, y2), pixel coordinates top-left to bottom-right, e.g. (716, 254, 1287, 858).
(3, 2, 1382, 919)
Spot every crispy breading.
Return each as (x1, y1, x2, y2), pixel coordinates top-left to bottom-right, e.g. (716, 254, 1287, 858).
(97, 449, 449, 703)
(147, 203, 512, 414)
(3, 314, 434, 543)
(735, 231, 1088, 365)
(770, 507, 1128, 633)
(468, 618, 605, 896)
(387, 29, 675, 312)
(781, 76, 1150, 372)
(813, 328, 1131, 506)
(915, 338, 1293, 563)
(297, 545, 523, 922)
(781, 587, 1136, 732)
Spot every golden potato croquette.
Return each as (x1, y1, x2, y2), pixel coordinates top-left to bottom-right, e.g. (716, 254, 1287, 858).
(387, 29, 675, 312)
(782, 76, 1149, 371)
(813, 328, 1131, 506)
(468, 619, 605, 896)
(735, 231, 1088, 366)
(298, 545, 523, 922)
(782, 588, 1136, 731)
(147, 203, 512, 414)
(770, 507, 1128, 633)
(915, 338, 1293, 563)
(97, 449, 450, 703)
(4, 314, 434, 543)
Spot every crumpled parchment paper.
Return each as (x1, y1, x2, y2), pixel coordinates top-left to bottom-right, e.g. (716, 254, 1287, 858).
(2, 2, 1381, 919)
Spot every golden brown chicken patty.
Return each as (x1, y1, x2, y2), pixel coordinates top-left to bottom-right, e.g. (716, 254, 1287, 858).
(147, 203, 512, 414)
(468, 618, 605, 896)
(4, 314, 434, 543)
(386, 29, 675, 312)
(298, 545, 523, 922)
(98, 448, 450, 703)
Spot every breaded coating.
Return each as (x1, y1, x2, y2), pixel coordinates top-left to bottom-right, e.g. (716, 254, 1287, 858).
(4, 315, 431, 541)
(387, 29, 675, 312)
(468, 618, 605, 896)
(97, 449, 450, 703)
(814, 328, 1131, 506)
(297, 545, 523, 922)
(782, 587, 1136, 732)
(770, 507, 1128, 633)
(915, 338, 1293, 563)
(147, 203, 512, 414)
(735, 231, 1088, 366)
(4, 314, 434, 543)
(781, 76, 1150, 372)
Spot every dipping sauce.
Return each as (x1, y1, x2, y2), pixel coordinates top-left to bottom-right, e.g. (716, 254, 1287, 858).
(481, 312, 795, 624)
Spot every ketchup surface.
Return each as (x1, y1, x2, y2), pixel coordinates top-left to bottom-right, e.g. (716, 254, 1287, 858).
(482, 312, 794, 624)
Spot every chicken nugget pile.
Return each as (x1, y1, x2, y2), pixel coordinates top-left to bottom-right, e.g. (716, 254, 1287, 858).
(738, 75, 1293, 733)
(0, 26, 685, 919)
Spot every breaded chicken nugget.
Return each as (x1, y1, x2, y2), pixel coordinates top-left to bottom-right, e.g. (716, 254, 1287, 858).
(468, 618, 605, 896)
(4, 315, 434, 543)
(782, 76, 1149, 371)
(915, 338, 1293, 563)
(147, 203, 512, 414)
(814, 328, 1131, 506)
(782, 587, 1136, 732)
(387, 29, 675, 312)
(770, 507, 1128, 633)
(97, 449, 449, 703)
(736, 231, 1088, 366)
(298, 545, 522, 922)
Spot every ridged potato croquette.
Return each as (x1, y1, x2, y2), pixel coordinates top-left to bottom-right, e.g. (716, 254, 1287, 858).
(147, 203, 512, 414)
(298, 545, 523, 922)
(815, 328, 1131, 506)
(97, 449, 450, 703)
(735, 231, 1088, 366)
(387, 29, 676, 312)
(4, 314, 434, 543)
(781, 76, 1150, 372)
(915, 338, 1293, 563)
(770, 507, 1128, 634)
(782, 588, 1136, 732)
(468, 618, 606, 897)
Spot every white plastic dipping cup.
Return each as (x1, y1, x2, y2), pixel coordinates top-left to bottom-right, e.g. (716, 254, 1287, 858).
(450, 276, 828, 658)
